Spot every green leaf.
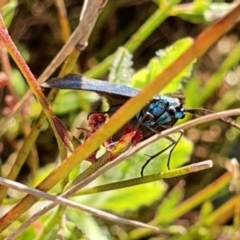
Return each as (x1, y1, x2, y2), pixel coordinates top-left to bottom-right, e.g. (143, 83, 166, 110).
(53, 91, 81, 114)
(94, 181, 167, 213)
(108, 47, 134, 85)
(53, 90, 99, 115)
(130, 38, 195, 93)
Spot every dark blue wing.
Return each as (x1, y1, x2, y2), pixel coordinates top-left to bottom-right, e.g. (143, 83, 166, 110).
(42, 74, 146, 105)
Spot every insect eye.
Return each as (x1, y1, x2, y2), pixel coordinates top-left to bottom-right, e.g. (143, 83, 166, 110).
(168, 107, 176, 116)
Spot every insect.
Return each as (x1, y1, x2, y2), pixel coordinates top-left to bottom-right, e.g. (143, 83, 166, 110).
(42, 74, 240, 175)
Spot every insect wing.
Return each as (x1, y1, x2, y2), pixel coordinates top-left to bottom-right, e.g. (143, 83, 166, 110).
(42, 74, 143, 105)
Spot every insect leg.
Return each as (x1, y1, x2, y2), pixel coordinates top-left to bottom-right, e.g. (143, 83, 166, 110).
(140, 130, 183, 176)
(166, 130, 183, 170)
(141, 139, 175, 177)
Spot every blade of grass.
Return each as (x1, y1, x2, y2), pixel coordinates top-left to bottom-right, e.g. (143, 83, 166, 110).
(54, 0, 71, 42)
(73, 160, 212, 196)
(203, 195, 239, 226)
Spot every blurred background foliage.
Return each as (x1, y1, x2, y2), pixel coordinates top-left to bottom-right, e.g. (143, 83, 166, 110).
(0, 0, 240, 239)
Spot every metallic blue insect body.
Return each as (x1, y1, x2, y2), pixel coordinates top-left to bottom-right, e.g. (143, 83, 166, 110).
(135, 96, 185, 128)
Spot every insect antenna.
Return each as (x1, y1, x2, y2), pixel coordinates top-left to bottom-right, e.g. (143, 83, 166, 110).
(185, 108, 240, 130)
